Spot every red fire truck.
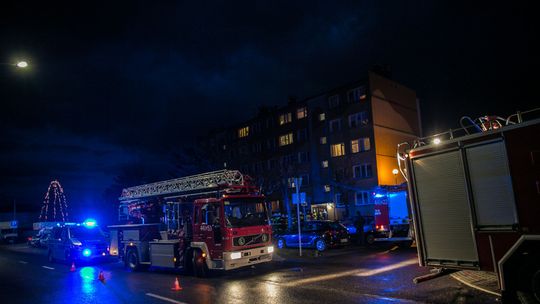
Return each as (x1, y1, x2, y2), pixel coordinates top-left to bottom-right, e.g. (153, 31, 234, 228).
(398, 109, 540, 302)
(370, 185, 413, 246)
(108, 170, 274, 277)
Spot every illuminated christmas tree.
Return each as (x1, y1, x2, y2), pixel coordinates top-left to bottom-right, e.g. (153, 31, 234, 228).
(39, 180, 69, 222)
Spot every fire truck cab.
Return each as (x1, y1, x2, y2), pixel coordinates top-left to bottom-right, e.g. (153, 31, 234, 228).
(108, 170, 274, 277)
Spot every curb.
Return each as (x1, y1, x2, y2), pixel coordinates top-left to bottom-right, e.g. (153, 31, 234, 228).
(450, 270, 501, 297)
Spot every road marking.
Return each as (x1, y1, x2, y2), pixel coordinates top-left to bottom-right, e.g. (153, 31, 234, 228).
(145, 293, 188, 304)
(42, 266, 55, 270)
(18, 261, 28, 264)
(282, 258, 418, 287)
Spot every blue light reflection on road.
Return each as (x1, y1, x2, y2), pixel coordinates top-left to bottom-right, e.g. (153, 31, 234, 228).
(80, 266, 97, 294)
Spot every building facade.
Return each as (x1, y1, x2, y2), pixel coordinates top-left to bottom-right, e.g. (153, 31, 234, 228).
(205, 71, 421, 221)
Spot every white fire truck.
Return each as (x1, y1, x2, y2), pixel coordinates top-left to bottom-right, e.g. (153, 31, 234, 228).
(108, 170, 274, 277)
(398, 109, 540, 302)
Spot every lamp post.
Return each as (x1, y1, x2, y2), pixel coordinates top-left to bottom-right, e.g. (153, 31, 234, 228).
(392, 169, 399, 185)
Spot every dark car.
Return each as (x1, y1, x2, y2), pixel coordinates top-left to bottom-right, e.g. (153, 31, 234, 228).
(275, 220, 350, 251)
(47, 222, 110, 263)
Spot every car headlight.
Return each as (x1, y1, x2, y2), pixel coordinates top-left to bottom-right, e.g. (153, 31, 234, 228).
(231, 252, 241, 260)
(267, 246, 274, 253)
(71, 238, 82, 246)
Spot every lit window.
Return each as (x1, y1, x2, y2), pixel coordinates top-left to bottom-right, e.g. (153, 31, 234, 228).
(320, 137, 327, 144)
(331, 143, 345, 157)
(279, 133, 294, 146)
(329, 119, 341, 133)
(324, 185, 331, 192)
(355, 191, 370, 205)
(353, 164, 373, 179)
(319, 113, 326, 121)
(349, 111, 369, 128)
(238, 126, 249, 138)
(347, 87, 366, 103)
(328, 95, 340, 108)
(279, 113, 292, 125)
(321, 160, 328, 168)
(297, 107, 307, 119)
(351, 137, 371, 153)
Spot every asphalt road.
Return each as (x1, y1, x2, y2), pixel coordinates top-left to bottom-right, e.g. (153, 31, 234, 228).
(0, 243, 498, 304)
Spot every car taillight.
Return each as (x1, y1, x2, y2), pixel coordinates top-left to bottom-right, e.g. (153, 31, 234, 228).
(27, 237, 32, 241)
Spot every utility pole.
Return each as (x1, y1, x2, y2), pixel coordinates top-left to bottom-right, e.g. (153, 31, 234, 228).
(294, 177, 303, 256)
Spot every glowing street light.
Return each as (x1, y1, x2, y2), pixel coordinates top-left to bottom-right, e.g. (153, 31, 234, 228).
(392, 169, 399, 185)
(16, 61, 28, 68)
(432, 137, 441, 145)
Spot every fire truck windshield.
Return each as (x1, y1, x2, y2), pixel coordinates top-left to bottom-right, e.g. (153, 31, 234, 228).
(224, 199, 269, 228)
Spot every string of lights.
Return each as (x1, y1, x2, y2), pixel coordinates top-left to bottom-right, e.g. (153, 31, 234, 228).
(39, 180, 69, 222)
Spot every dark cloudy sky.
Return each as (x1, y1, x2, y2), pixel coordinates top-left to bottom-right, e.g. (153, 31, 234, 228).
(0, 1, 537, 218)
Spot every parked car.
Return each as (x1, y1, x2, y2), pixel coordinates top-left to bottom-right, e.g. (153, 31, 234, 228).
(342, 216, 376, 245)
(28, 228, 54, 248)
(275, 220, 350, 251)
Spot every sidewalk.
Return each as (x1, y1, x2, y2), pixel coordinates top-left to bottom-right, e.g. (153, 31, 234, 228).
(450, 270, 501, 297)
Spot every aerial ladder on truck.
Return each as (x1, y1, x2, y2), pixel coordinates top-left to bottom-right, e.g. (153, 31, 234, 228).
(110, 170, 274, 277)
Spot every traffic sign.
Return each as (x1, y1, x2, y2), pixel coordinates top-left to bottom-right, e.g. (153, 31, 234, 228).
(292, 192, 306, 205)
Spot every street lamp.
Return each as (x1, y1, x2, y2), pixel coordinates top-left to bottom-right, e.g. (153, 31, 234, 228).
(392, 168, 399, 185)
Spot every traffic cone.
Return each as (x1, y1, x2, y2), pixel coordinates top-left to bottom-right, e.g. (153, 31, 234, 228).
(70, 262, 76, 272)
(171, 277, 183, 291)
(98, 271, 105, 283)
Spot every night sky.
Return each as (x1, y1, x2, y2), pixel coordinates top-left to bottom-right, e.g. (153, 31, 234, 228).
(0, 1, 537, 220)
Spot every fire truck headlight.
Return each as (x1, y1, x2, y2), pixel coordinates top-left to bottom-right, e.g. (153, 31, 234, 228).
(267, 246, 274, 253)
(231, 252, 241, 260)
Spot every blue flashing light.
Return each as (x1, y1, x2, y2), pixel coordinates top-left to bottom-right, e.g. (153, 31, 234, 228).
(82, 248, 92, 257)
(374, 193, 385, 198)
(82, 218, 97, 228)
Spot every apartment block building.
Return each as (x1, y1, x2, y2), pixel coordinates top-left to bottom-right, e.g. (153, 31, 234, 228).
(205, 70, 421, 220)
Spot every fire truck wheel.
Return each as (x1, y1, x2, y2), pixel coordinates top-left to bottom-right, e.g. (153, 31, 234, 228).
(126, 249, 140, 271)
(315, 239, 327, 252)
(277, 238, 286, 249)
(192, 249, 209, 278)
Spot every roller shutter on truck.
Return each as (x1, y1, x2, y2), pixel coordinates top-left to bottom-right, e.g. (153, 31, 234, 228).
(411, 139, 519, 268)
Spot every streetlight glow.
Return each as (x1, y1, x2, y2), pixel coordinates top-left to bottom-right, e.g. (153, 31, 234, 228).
(433, 137, 441, 145)
(16, 61, 28, 68)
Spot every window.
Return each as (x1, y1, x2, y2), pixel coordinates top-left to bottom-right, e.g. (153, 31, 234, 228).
(298, 151, 310, 163)
(300, 174, 310, 185)
(355, 191, 370, 205)
(347, 87, 366, 103)
(238, 126, 249, 138)
(252, 142, 262, 153)
(266, 138, 276, 151)
(282, 154, 297, 166)
(329, 119, 341, 133)
(252, 122, 262, 134)
(279, 133, 294, 146)
(279, 113, 292, 125)
(328, 95, 340, 108)
(349, 111, 369, 128)
(351, 137, 371, 153)
(320, 137, 327, 144)
(287, 177, 295, 188)
(353, 164, 373, 179)
(297, 107, 307, 119)
(321, 160, 329, 168)
(319, 113, 326, 121)
(297, 128, 308, 142)
(324, 185, 331, 192)
(331, 143, 346, 157)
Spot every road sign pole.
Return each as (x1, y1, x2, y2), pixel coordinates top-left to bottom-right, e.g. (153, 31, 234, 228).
(295, 177, 303, 257)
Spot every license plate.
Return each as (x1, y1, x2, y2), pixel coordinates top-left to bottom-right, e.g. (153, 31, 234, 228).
(340, 238, 348, 243)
